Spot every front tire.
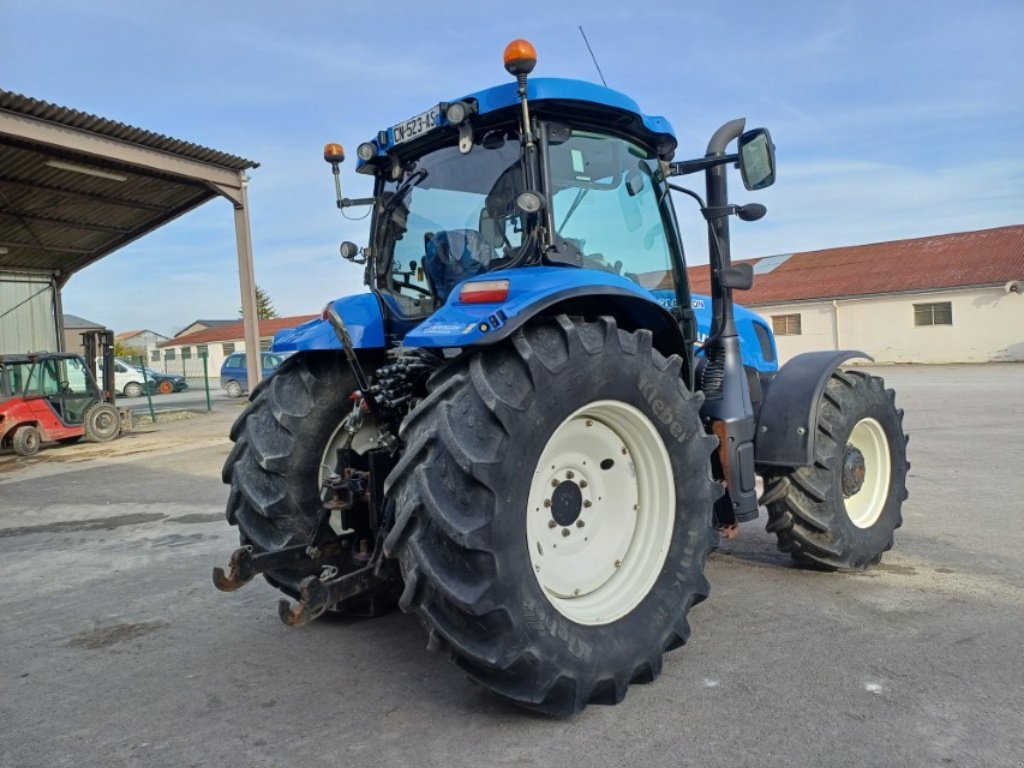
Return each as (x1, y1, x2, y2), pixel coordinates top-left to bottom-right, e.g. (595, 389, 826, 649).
(84, 403, 120, 442)
(384, 317, 719, 715)
(225, 380, 243, 398)
(762, 369, 909, 570)
(124, 382, 144, 398)
(13, 425, 42, 456)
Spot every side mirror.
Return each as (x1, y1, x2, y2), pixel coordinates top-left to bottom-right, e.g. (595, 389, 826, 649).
(737, 128, 776, 191)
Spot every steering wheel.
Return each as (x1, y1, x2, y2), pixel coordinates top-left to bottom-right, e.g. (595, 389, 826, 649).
(60, 380, 72, 394)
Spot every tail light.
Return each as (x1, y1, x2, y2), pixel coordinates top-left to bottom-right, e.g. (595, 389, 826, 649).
(459, 280, 510, 304)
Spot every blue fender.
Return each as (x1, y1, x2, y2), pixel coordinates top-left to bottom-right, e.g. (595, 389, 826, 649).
(403, 266, 684, 349)
(272, 293, 387, 352)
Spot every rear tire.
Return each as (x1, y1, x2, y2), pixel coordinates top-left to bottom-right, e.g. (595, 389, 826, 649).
(762, 369, 908, 570)
(225, 380, 243, 398)
(158, 380, 173, 395)
(384, 317, 719, 715)
(84, 403, 120, 442)
(221, 352, 394, 613)
(12, 426, 42, 456)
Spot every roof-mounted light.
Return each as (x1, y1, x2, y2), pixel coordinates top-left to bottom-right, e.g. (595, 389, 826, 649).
(445, 101, 476, 125)
(44, 160, 127, 182)
(323, 143, 345, 164)
(356, 142, 377, 162)
(459, 279, 510, 304)
(503, 39, 537, 77)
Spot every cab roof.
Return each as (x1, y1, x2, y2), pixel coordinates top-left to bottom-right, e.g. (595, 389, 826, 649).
(358, 77, 677, 169)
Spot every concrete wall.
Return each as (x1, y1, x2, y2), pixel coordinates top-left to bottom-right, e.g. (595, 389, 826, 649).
(751, 286, 1024, 364)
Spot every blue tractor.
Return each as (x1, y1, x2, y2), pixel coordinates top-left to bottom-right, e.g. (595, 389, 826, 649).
(215, 40, 909, 715)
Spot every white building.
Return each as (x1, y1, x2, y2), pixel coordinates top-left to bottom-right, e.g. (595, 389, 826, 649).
(154, 314, 316, 374)
(689, 225, 1024, 364)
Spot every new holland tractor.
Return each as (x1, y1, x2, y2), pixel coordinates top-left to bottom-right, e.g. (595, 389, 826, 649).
(215, 40, 909, 715)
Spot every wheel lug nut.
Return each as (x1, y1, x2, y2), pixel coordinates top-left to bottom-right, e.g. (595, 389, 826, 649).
(579, 480, 587, 488)
(543, 499, 552, 508)
(561, 528, 571, 537)
(576, 520, 585, 528)
(583, 500, 591, 508)
(551, 478, 559, 487)
(548, 520, 556, 529)
(566, 470, 575, 480)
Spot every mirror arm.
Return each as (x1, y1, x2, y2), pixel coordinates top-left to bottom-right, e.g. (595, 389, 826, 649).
(338, 197, 375, 209)
(666, 153, 738, 177)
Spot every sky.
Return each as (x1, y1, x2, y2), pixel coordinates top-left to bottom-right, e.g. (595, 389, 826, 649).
(3, 0, 1022, 336)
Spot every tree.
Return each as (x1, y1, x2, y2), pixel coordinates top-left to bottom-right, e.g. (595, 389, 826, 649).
(113, 340, 144, 361)
(240, 285, 279, 320)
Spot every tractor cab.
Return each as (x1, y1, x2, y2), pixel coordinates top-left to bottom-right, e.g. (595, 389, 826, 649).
(352, 83, 685, 325)
(0, 352, 119, 456)
(318, 40, 701, 344)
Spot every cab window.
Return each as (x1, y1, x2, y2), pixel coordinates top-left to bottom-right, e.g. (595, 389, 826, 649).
(547, 131, 676, 294)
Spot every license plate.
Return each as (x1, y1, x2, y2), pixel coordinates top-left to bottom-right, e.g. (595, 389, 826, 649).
(392, 106, 440, 145)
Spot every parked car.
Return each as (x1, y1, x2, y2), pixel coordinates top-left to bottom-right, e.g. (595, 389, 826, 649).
(133, 366, 188, 395)
(220, 352, 289, 397)
(95, 357, 156, 398)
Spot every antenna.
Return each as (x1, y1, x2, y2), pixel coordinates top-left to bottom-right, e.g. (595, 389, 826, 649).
(578, 26, 607, 87)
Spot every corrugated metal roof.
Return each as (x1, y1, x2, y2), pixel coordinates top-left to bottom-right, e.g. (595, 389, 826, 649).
(0, 89, 260, 279)
(0, 89, 258, 171)
(688, 225, 1024, 304)
(158, 315, 318, 347)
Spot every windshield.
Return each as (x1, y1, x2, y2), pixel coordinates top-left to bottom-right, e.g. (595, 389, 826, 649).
(380, 130, 528, 315)
(2, 357, 93, 398)
(547, 130, 676, 294)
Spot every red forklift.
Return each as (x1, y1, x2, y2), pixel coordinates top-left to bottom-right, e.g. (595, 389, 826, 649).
(0, 331, 121, 457)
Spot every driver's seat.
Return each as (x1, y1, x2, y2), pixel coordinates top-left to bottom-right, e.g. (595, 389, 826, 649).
(423, 229, 496, 302)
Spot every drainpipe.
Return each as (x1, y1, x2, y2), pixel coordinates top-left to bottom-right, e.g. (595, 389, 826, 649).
(832, 299, 841, 350)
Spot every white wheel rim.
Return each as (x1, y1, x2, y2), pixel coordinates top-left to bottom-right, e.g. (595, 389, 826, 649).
(844, 417, 891, 529)
(526, 400, 675, 626)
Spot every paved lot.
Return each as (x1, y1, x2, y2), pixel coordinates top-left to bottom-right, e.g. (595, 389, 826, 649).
(1, 365, 1021, 768)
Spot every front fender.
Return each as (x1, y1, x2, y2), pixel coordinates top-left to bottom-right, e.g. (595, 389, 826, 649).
(404, 267, 681, 348)
(754, 350, 872, 468)
(272, 293, 387, 352)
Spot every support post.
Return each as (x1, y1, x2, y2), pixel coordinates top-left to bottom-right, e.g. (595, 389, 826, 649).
(202, 353, 211, 412)
(232, 172, 262, 392)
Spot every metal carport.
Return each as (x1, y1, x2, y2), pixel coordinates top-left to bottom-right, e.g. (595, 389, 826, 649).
(0, 89, 265, 386)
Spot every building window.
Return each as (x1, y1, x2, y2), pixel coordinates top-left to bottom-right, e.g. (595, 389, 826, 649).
(150, 350, 160, 362)
(165, 349, 177, 361)
(197, 344, 209, 358)
(260, 338, 272, 351)
(222, 342, 235, 355)
(181, 346, 192, 360)
(771, 314, 802, 336)
(914, 302, 952, 326)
